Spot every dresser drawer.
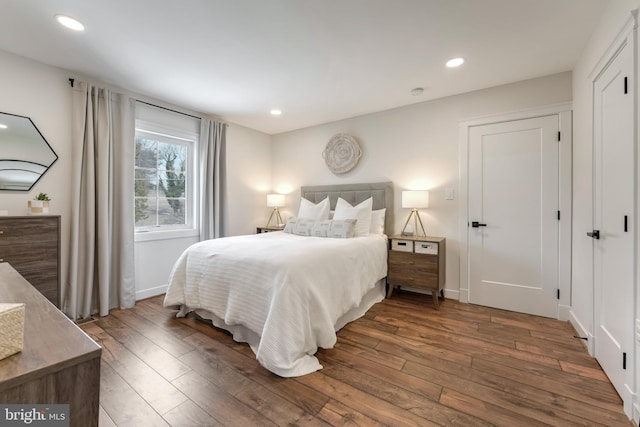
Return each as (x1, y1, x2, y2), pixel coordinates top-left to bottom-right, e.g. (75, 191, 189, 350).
(0, 216, 60, 308)
(391, 239, 413, 252)
(415, 241, 438, 255)
(0, 218, 58, 245)
(0, 241, 58, 271)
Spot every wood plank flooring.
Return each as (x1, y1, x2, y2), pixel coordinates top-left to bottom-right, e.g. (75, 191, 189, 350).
(80, 291, 632, 426)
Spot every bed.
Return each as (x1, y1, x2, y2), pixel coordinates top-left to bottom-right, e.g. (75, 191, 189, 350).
(163, 182, 394, 377)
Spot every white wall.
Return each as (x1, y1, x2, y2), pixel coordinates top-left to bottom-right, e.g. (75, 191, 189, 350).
(224, 123, 273, 236)
(272, 72, 573, 297)
(0, 50, 73, 298)
(0, 49, 273, 303)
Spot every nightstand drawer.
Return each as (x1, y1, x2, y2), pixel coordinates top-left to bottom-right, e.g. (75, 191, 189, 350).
(391, 239, 413, 252)
(389, 250, 437, 268)
(415, 241, 438, 255)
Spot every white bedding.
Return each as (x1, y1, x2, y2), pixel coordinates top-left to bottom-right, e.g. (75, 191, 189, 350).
(163, 231, 388, 377)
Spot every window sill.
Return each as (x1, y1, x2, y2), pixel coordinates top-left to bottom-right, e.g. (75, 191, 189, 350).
(135, 228, 199, 242)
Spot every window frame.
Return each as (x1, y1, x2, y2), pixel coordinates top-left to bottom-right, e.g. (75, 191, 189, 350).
(134, 120, 199, 241)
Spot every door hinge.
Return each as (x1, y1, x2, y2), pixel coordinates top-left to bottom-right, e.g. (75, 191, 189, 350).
(624, 77, 628, 94)
(557, 211, 560, 220)
(557, 289, 560, 300)
(557, 131, 561, 141)
(623, 352, 627, 370)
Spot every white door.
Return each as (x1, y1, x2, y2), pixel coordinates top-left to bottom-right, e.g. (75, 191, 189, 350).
(593, 39, 634, 399)
(468, 115, 559, 318)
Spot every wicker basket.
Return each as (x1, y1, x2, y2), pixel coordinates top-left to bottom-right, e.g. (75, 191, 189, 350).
(0, 303, 24, 360)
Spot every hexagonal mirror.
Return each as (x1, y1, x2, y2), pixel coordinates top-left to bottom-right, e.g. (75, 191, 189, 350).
(0, 112, 58, 191)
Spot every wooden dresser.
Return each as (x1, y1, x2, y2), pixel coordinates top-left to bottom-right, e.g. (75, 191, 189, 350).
(0, 216, 60, 307)
(0, 264, 101, 427)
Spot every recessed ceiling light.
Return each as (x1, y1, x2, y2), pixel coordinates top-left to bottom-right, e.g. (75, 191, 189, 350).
(446, 57, 465, 68)
(410, 87, 424, 96)
(270, 109, 282, 116)
(55, 14, 85, 32)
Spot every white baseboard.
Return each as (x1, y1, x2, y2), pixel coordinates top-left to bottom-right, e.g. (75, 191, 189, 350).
(558, 304, 571, 322)
(569, 310, 594, 355)
(136, 284, 168, 301)
(443, 288, 459, 301)
(458, 288, 468, 303)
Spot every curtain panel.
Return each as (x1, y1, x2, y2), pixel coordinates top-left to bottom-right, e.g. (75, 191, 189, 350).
(65, 82, 136, 319)
(199, 119, 227, 240)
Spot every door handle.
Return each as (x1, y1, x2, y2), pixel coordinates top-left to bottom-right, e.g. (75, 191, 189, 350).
(587, 230, 600, 239)
(471, 221, 487, 228)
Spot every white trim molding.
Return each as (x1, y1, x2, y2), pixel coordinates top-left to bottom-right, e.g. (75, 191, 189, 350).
(135, 284, 168, 301)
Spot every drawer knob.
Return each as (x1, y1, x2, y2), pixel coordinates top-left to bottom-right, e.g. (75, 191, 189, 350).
(0, 259, 3, 262)
(0, 230, 3, 234)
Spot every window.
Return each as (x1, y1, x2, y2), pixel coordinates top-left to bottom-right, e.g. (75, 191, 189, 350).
(134, 124, 197, 233)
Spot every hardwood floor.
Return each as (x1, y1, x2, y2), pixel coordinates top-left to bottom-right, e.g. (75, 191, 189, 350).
(80, 291, 632, 426)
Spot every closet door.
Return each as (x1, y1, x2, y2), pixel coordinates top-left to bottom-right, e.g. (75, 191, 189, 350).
(592, 36, 634, 401)
(468, 115, 559, 318)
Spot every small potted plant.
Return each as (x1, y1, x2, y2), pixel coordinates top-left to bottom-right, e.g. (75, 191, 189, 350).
(28, 193, 51, 215)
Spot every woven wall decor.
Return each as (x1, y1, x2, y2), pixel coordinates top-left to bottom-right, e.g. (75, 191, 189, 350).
(322, 133, 362, 174)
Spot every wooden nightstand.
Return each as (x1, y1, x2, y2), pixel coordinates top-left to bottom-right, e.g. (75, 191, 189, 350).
(257, 226, 284, 234)
(387, 235, 446, 309)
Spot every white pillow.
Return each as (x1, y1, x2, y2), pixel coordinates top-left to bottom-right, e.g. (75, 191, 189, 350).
(333, 197, 373, 236)
(298, 197, 330, 220)
(370, 208, 386, 235)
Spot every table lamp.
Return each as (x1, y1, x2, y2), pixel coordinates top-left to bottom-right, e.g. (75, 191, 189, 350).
(266, 194, 285, 228)
(401, 190, 429, 236)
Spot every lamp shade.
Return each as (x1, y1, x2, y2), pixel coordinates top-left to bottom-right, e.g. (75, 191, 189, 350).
(402, 190, 429, 209)
(266, 194, 285, 208)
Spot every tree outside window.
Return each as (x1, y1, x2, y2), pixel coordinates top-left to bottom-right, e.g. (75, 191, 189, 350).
(134, 132, 190, 229)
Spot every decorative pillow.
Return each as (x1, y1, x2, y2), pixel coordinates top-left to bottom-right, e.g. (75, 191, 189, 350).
(310, 220, 332, 237)
(284, 218, 356, 238)
(333, 197, 373, 236)
(283, 217, 298, 234)
(370, 208, 386, 235)
(297, 197, 330, 220)
(327, 219, 357, 238)
(293, 218, 317, 236)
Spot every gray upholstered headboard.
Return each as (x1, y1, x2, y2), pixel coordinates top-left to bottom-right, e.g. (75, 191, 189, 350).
(300, 182, 394, 233)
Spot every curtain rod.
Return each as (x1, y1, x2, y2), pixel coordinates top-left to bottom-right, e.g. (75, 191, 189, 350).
(135, 100, 202, 120)
(68, 77, 203, 121)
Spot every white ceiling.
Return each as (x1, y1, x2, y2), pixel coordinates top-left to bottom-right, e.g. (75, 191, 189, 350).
(0, 0, 610, 135)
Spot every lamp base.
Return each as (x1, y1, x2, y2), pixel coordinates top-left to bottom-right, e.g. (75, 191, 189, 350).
(266, 208, 284, 228)
(401, 209, 426, 237)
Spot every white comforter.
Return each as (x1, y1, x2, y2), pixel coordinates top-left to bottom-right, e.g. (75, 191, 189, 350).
(163, 231, 388, 377)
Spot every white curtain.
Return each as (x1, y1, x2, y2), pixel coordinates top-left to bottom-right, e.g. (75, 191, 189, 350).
(65, 81, 136, 319)
(199, 119, 227, 240)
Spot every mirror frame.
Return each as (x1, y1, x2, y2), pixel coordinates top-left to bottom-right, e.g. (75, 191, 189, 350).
(0, 112, 58, 191)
